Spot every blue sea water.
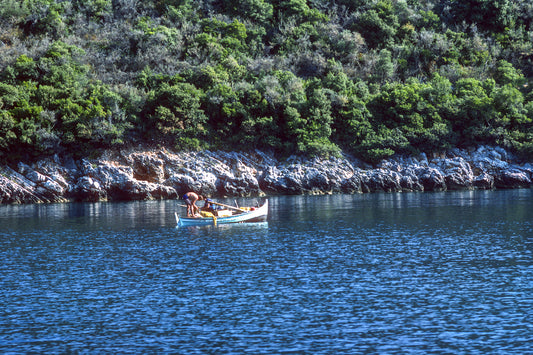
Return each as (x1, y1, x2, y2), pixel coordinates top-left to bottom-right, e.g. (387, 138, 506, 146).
(1, 189, 532, 354)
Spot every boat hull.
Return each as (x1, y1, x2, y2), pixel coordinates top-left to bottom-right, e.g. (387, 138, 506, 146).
(176, 200, 268, 227)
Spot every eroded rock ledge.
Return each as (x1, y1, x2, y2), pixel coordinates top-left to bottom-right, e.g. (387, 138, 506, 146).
(1, 146, 532, 204)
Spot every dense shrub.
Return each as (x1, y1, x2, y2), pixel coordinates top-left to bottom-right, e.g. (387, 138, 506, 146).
(0, 0, 531, 163)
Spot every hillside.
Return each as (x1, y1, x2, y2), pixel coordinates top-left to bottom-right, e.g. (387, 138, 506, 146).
(1, 0, 532, 163)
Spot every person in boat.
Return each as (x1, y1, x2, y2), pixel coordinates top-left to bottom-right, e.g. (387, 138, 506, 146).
(183, 192, 204, 217)
(201, 198, 217, 214)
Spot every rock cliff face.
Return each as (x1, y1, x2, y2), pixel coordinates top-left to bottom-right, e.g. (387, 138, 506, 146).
(1, 146, 532, 204)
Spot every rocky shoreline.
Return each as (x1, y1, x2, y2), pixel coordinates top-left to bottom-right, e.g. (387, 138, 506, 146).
(1, 146, 532, 204)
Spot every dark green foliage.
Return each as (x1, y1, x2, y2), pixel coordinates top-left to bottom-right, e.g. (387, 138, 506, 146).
(72, 0, 112, 21)
(142, 82, 208, 150)
(0, 0, 532, 163)
(351, 0, 399, 49)
(0, 41, 131, 160)
(438, 0, 514, 33)
(493, 60, 525, 86)
(296, 86, 339, 157)
(221, 0, 274, 24)
(0, 110, 17, 155)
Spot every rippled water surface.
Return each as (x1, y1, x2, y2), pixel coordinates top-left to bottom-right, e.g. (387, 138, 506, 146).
(1, 190, 532, 353)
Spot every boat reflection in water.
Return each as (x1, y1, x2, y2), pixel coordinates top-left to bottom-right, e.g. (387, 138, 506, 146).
(180, 221, 269, 234)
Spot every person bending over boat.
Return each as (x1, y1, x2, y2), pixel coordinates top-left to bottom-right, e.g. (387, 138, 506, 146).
(183, 192, 204, 217)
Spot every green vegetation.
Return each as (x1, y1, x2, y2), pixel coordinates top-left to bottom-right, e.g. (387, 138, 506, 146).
(0, 0, 532, 163)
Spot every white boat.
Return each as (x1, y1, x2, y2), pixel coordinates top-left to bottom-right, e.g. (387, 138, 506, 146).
(175, 200, 268, 227)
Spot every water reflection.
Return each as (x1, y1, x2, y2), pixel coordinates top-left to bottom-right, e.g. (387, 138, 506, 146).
(267, 189, 533, 229)
(1, 200, 185, 231)
(0, 190, 532, 353)
(179, 221, 269, 235)
(1, 190, 531, 233)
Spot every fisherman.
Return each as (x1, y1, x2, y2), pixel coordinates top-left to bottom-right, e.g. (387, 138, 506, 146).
(182, 192, 204, 217)
(201, 198, 216, 214)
